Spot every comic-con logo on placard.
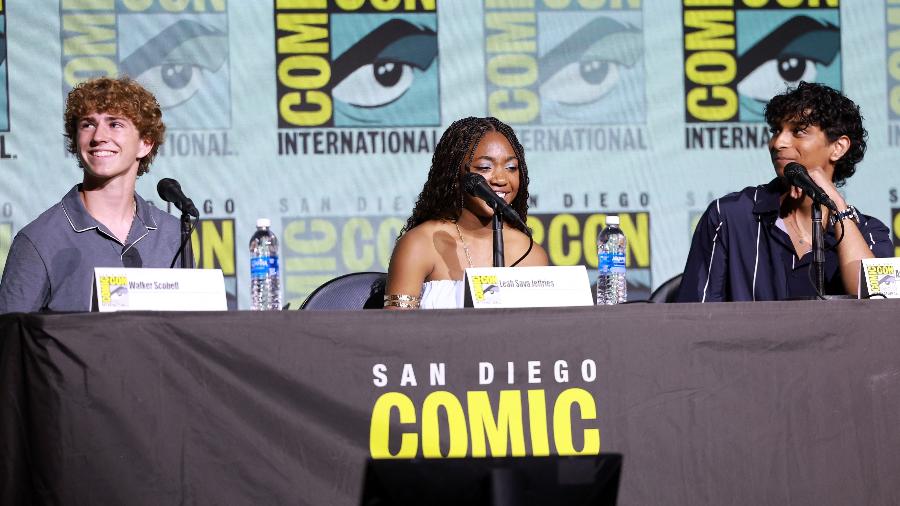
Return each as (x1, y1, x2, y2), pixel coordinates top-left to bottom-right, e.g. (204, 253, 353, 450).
(682, 0, 840, 150)
(274, 1, 438, 156)
(59, 0, 232, 158)
(484, 0, 646, 153)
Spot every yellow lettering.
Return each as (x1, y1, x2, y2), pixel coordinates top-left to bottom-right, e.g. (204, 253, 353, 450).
(277, 14, 329, 54)
(343, 218, 375, 271)
(618, 213, 650, 268)
(64, 57, 118, 87)
(548, 214, 581, 266)
(553, 388, 600, 455)
(684, 11, 735, 51)
(489, 89, 539, 123)
(370, 393, 418, 458)
(279, 91, 332, 127)
(527, 390, 550, 456)
(485, 13, 536, 53)
(422, 392, 468, 458)
(467, 391, 527, 458)
(62, 15, 116, 56)
(277, 0, 327, 8)
(687, 85, 738, 121)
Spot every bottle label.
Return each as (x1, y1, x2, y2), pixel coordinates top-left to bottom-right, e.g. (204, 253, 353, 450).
(598, 252, 626, 274)
(251, 256, 278, 278)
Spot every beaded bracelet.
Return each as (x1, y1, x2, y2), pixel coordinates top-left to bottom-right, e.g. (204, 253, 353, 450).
(383, 294, 421, 309)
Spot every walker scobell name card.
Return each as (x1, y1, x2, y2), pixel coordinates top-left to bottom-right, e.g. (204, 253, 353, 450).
(859, 258, 900, 299)
(464, 266, 593, 308)
(92, 267, 227, 311)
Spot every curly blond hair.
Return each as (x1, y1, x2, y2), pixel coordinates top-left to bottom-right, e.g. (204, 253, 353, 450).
(64, 76, 165, 177)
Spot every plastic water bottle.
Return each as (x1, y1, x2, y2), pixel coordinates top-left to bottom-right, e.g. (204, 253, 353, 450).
(597, 215, 627, 305)
(250, 218, 281, 311)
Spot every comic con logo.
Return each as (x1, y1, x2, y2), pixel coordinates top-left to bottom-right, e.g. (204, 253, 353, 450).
(59, 0, 230, 131)
(484, 0, 644, 126)
(682, 0, 840, 148)
(274, 1, 438, 128)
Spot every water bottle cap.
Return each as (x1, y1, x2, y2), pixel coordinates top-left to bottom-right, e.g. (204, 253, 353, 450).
(256, 218, 271, 228)
(606, 215, 620, 225)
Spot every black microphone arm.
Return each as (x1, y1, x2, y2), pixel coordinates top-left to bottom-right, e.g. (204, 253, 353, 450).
(783, 162, 838, 212)
(157, 178, 200, 218)
(461, 173, 529, 232)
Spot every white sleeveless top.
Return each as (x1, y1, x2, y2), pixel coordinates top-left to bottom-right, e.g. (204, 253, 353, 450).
(420, 280, 465, 309)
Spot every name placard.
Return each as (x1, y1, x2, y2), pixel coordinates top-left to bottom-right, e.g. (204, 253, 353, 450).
(464, 266, 593, 308)
(859, 258, 900, 299)
(93, 267, 227, 312)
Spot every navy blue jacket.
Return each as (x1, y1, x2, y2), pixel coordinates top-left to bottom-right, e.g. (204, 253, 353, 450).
(678, 179, 893, 302)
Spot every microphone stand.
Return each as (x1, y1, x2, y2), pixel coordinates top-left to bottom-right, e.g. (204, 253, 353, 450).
(180, 211, 194, 269)
(811, 202, 825, 297)
(490, 202, 504, 267)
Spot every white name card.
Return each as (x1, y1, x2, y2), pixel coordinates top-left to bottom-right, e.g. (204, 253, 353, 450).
(92, 267, 227, 312)
(859, 258, 900, 299)
(464, 266, 593, 308)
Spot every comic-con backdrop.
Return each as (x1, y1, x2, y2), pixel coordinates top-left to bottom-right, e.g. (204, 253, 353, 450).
(1, 0, 898, 309)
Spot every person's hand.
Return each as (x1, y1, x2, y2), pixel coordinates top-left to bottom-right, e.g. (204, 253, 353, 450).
(805, 166, 846, 209)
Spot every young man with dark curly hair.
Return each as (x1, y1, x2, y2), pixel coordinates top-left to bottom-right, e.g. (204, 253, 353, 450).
(678, 82, 892, 302)
(0, 77, 182, 313)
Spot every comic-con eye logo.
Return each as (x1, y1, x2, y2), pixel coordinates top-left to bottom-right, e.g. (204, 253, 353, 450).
(486, 2, 644, 126)
(275, 2, 438, 128)
(60, 2, 230, 130)
(736, 14, 839, 121)
(684, 3, 840, 123)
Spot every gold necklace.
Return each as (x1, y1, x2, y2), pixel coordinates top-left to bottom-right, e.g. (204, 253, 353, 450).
(454, 221, 474, 268)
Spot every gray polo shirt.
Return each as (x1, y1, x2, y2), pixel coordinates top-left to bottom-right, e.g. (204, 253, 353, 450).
(0, 185, 182, 313)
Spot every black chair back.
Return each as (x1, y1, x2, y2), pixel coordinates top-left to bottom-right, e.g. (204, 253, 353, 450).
(649, 274, 683, 303)
(300, 272, 387, 310)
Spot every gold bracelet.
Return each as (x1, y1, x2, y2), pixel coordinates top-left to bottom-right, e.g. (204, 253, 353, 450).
(383, 294, 421, 309)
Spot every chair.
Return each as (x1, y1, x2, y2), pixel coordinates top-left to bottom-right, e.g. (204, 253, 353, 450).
(300, 272, 387, 310)
(649, 274, 683, 303)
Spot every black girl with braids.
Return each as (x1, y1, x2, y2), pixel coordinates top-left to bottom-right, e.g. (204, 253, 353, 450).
(384, 117, 548, 309)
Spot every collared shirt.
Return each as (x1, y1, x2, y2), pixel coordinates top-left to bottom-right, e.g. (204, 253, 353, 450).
(677, 179, 893, 302)
(0, 185, 182, 313)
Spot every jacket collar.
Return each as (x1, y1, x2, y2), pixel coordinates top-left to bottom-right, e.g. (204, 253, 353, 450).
(752, 178, 788, 218)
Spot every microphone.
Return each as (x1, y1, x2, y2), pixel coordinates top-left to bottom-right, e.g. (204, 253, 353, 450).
(462, 173, 528, 231)
(157, 178, 199, 218)
(783, 162, 838, 212)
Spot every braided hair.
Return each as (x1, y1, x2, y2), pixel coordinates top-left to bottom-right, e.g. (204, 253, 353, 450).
(401, 116, 530, 235)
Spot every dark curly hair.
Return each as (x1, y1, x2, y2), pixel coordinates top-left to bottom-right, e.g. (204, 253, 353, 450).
(764, 81, 866, 187)
(401, 117, 530, 235)
(64, 76, 166, 177)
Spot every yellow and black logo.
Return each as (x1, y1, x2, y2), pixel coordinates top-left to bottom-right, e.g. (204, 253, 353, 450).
(529, 211, 651, 295)
(485, 0, 643, 126)
(191, 218, 237, 309)
(281, 215, 404, 306)
(888, 3, 900, 146)
(682, 0, 839, 149)
(59, 0, 231, 157)
(274, 0, 438, 129)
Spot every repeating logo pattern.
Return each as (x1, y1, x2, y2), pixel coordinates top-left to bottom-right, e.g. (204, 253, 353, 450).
(682, 0, 840, 149)
(485, 0, 644, 127)
(274, 1, 438, 129)
(59, 0, 230, 131)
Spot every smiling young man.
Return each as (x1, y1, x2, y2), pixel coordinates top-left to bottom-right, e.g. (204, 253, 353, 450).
(0, 77, 181, 313)
(677, 82, 892, 302)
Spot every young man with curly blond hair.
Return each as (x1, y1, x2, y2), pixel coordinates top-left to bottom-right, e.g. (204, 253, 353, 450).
(0, 77, 181, 313)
